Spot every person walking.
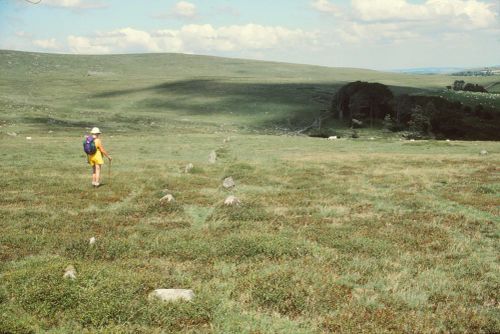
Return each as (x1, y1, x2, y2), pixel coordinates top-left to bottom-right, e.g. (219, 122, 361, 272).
(85, 127, 112, 187)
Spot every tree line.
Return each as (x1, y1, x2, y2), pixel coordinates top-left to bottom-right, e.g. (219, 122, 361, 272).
(331, 81, 499, 140)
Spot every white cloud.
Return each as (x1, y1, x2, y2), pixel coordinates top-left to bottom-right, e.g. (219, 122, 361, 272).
(67, 35, 110, 53)
(311, 0, 342, 15)
(335, 22, 420, 44)
(313, 0, 499, 46)
(33, 38, 61, 50)
(62, 24, 316, 54)
(351, 0, 498, 28)
(16, 31, 33, 38)
(40, 0, 107, 9)
(172, 1, 197, 19)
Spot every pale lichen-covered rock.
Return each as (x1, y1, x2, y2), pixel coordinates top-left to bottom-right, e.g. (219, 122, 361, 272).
(222, 177, 235, 189)
(149, 289, 194, 302)
(224, 195, 241, 206)
(89, 237, 96, 245)
(63, 265, 77, 280)
(327, 136, 337, 140)
(160, 194, 175, 203)
(185, 163, 194, 173)
(208, 150, 217, 164)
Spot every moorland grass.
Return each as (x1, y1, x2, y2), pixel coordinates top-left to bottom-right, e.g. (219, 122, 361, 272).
(0, 51, 499, 333)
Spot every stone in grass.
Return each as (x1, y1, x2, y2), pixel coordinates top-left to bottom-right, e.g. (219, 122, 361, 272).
(222, 177, 235, 189)
(224, 195, 240, 206)
(7, 132, 17, 137)
(208, 150, 217, 164)
(89, 237, 96, 245)
(160, 194, 175, 203)
(63, 265, 77, 280)
(149, 289, 194, 302)
(480, 150, 488, 156)
(327, 136, 337, 140)
(185, 163, 194, 173)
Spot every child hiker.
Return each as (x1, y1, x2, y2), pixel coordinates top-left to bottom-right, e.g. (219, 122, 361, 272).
(84, 127, 112, 187)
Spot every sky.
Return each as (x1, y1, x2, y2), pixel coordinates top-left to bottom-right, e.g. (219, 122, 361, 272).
(0, 0, 499, 70)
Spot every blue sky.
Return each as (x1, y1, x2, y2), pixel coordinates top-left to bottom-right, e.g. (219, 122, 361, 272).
(1, 0, 499, 69)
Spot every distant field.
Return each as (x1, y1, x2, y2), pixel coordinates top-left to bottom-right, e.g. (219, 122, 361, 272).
(1, 51, 499, 333)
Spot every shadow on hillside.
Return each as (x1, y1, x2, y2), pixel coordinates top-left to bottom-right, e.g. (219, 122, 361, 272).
(23, 116, 94, 128)
(90, 79, 423, 129)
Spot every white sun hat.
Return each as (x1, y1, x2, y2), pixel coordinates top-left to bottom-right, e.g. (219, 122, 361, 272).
(90, 127, 101, 134)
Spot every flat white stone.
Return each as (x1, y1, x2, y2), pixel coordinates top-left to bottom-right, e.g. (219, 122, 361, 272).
(224, 195, 241, 206)
(480, 150, 488, 155)
(89, 237, 96, 245)
(26, 137, 32, 140)
(327, 136, 337, 140)
(149, 289, 194, 302)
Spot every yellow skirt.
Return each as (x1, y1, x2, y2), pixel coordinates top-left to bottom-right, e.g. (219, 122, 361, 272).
(88, 150, 104, 166)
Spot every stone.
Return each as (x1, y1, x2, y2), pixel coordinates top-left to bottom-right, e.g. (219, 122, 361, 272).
(149, 289, 194, 302)
(369, 137, 375, 140)
(446, 139, 450, 142)
(63, 265, 77, 280)
(224, 195, 241, 206)
(409, 139, 415, 142)
(160, 194, 175, 203)
(222, 177, 235, 189)
(89, 237, 96, 245)
(185, 163, 194, 173)
(327, 136, 337, 140)
(7, 132, 17, 137)
(208, 150, 217, 164)
(26, 137, 32, 140)
(480, 150, 488, 156)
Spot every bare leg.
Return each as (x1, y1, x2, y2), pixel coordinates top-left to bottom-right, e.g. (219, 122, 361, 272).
(92, 165, 97, 185)
(95, 164, 101, 185)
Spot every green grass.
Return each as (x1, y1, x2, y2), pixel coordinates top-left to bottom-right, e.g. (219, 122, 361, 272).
(1, 50, 499, 333)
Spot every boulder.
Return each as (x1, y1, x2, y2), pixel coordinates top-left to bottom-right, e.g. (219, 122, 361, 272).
(222, 177, 235, 189)
(224, 195, 241, 206)
(63, 265, 77, 280)
(208, 150, 217, 164)
(185, 163, 194, 173)
(160, 194, 175, 203)
(149, 289, 194, 302)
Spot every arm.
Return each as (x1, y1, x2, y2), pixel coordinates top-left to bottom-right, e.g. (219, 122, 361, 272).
(97, 140, 112, 160)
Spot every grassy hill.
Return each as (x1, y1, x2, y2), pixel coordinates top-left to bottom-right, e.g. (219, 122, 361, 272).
(1, 50, 498, 136)
(1, 51, 499, 333)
